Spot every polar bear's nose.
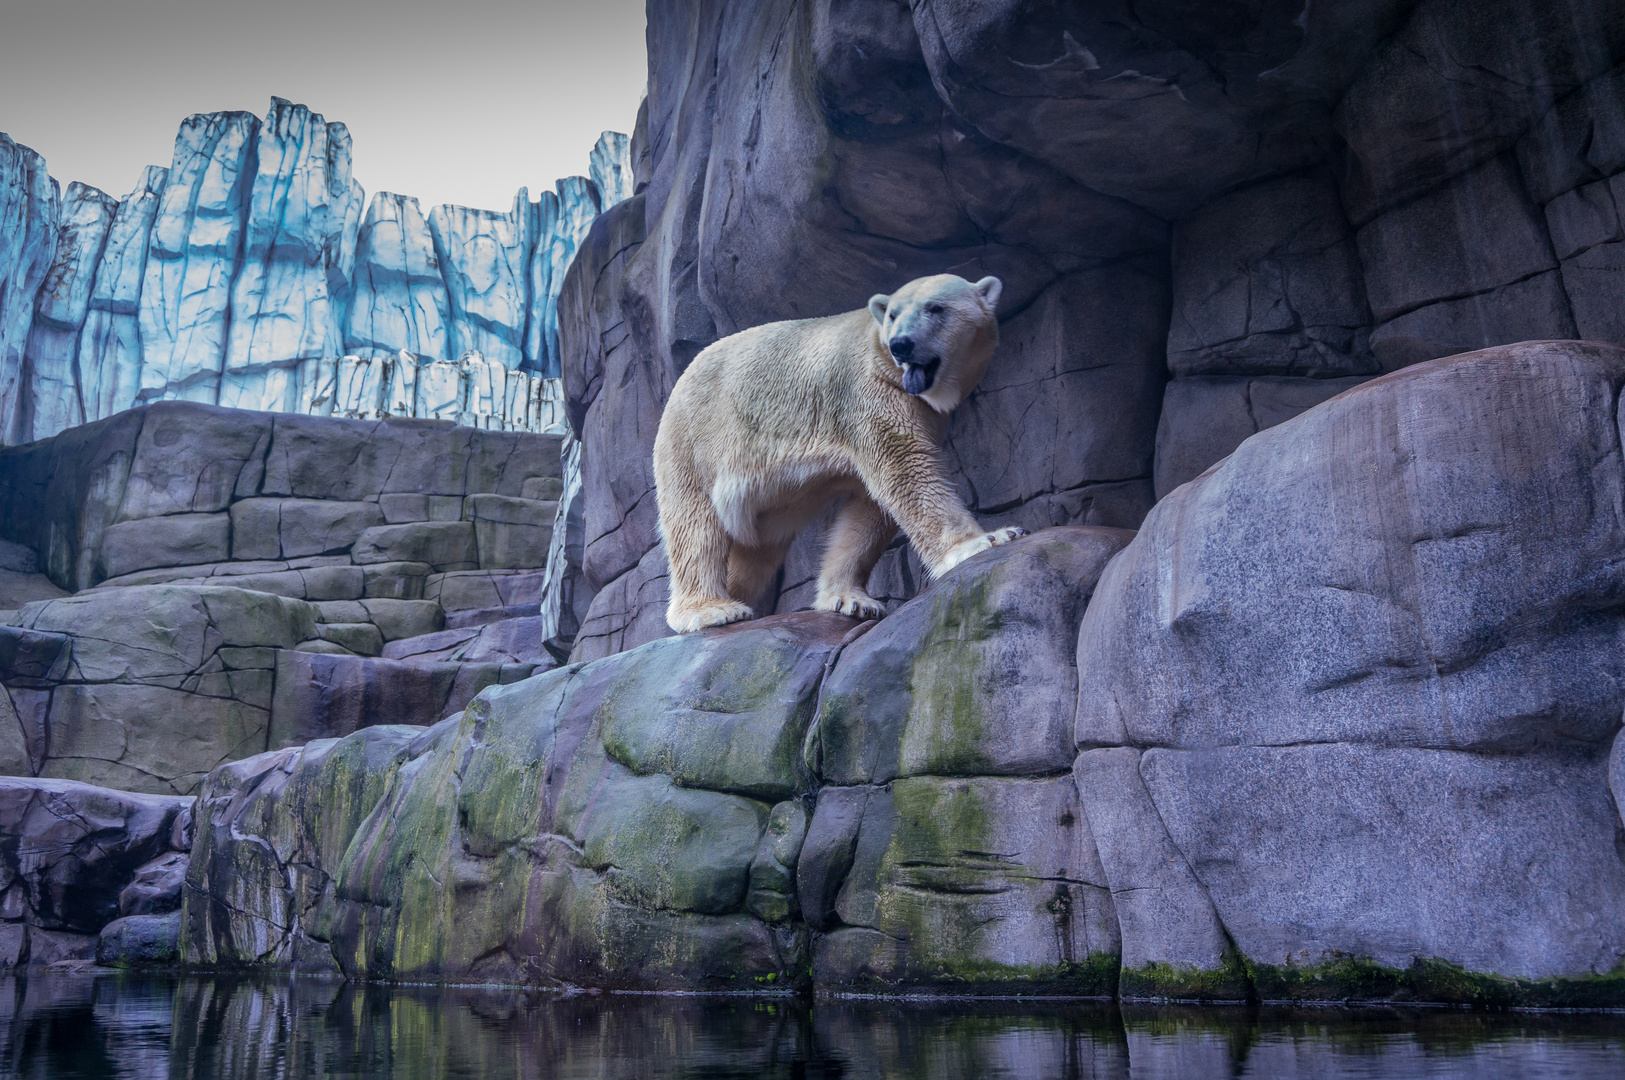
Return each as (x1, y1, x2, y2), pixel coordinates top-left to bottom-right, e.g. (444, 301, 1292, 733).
(889, 336, 915, 361)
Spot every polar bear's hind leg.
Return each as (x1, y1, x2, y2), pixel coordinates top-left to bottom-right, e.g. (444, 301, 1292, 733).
(662, 475, 754, 633)
(814, 492, 895, 620)
(726, 539, 794, 612)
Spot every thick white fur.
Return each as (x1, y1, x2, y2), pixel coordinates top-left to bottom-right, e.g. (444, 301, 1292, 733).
(654, 273, 1026, 634)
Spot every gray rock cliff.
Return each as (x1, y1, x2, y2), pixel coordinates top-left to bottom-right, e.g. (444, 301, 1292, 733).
(147, 343, 1625, 1004)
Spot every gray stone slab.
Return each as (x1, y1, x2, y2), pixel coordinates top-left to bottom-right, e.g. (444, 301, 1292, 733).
(1357, 155, 1558, 322)
(358, 599, 443, 642)
(1562, 238, 1625, 346)
(1169, 174, 1374, 378)
(1141, 744, 1625, 979)
(351, 521, 477, 571)
(98, 513, 230, 579)
(1368, 271, 1578, 370)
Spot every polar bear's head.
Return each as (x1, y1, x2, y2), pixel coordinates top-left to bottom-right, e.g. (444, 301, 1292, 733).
(868, 274, 1003, 414)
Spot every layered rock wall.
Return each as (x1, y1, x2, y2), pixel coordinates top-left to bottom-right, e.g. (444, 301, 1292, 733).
(0, 402, 565, 796)
(0, 103, 634, 445)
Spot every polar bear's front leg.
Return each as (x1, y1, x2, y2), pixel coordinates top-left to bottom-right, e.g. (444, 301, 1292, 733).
(814, 492, 896, 620)
(857, 444, 1025, 580)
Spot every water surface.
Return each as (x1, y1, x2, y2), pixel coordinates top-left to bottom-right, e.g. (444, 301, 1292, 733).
(2, 973, 1622, 1079)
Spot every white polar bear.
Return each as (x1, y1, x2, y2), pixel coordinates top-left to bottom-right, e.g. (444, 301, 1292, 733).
(653, 273, 1027, 634)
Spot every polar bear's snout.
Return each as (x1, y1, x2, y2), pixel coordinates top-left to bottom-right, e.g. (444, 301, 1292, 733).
(885, 333, 942, 395)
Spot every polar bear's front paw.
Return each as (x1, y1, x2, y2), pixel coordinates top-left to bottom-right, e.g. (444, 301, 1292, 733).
(668, 599, 755, 634)
(814, 589, 886, 621)
(986, 526, 1029, 547)
(939, 527, 1031, 573)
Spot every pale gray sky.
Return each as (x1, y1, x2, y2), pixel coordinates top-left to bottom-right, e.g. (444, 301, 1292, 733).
(0, 0, 647, 211)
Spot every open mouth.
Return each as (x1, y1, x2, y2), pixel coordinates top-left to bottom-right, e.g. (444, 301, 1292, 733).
(901, 357, 940, 395)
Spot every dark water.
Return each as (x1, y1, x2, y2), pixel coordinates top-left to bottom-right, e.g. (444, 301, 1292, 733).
(2, 973, 1623, 1079)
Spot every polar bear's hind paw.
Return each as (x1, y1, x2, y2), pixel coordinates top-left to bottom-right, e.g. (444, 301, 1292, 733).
(669, 599, 755, 634)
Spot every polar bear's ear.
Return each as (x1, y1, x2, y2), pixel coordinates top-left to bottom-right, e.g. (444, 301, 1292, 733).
(974, 276, 1003, 312)
(868, 293, 891, 327)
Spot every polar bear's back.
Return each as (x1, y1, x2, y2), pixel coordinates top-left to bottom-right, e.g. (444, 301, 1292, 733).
(662, 307, 882, 459)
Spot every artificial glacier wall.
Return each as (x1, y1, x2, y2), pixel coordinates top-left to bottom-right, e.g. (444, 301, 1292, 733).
(0, 98, 634, 445)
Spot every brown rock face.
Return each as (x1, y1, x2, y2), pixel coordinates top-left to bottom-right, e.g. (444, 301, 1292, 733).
(560, 0, 1625, 661)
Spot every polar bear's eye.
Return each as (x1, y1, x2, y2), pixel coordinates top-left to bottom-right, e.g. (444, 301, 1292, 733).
(925, 304, 944, 315)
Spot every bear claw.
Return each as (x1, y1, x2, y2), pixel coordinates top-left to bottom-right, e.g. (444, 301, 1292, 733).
(816, 592, 886, 620)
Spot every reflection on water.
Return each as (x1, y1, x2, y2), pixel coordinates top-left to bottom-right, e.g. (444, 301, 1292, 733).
(1, 973, 1622, 1079)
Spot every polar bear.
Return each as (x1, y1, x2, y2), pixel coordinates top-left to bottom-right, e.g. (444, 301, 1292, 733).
(654, 273, 1027, 634)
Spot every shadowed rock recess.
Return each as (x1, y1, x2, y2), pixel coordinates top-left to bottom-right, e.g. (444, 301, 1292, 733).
(2, 0, 1625, 1007)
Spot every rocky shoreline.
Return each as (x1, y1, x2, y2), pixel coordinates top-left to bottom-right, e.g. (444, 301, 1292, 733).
(6, 344, 1621, 1006)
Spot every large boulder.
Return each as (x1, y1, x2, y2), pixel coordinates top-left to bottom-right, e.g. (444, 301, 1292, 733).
(176, 530, 1134, 995)
(4, 585, 317, 794)
(804, 528, 1129, 992)
(0, 776, 191, 965)
(183, 613, 862, 987)
(1077, 341, 1625, 1003)
(182, 724, 424, 971)
(326, 612, 860, 988)
(816, 528, 1130, 786)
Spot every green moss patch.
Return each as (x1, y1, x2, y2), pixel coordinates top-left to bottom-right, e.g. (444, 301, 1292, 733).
(1119, 957, 1253, 1002)
(1251, 954, 1625, 1008)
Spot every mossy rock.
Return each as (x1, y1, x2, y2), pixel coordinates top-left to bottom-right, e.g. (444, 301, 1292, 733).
(575, 764, 771, 915)
(1246, 953, 1625, 1008)
(597, 613, 856, 802)
(182, 722, 425, 968)
(814, 528, 1131, 786)
(815, 775, 1120, 992)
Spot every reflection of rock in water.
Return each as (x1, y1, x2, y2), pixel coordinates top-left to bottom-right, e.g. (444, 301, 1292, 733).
(0, 974, 175, 1078)
(9, 974, 1625, 1079)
